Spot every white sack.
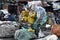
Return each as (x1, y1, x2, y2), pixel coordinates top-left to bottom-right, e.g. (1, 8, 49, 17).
(0, 21, 19, 37)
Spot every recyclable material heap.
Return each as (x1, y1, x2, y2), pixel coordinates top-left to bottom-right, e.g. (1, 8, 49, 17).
(15, 2, 48, 40)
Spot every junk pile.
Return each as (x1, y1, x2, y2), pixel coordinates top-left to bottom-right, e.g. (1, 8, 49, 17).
(15, 1, 48, 40)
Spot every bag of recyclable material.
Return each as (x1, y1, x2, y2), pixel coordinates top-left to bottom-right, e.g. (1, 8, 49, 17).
(14, 27, 36, 40)
(38, 29, 45, 38)
(32, 6, 47, 29)
(51, 24, 60, 37)
(0, 21, 19, 37)
(45, 34, 58, 40)
(28, 11, 37, 24)
(47, 12, 56, 25)
(35, 34, 58, 40)
(28, 1, 42, 7)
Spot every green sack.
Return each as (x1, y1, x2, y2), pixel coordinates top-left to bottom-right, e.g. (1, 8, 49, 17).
(32, 15, 47, 29)
(14, 27, 36, 40)
(31, 6, 47, 29)
(40, 15, 47, 28)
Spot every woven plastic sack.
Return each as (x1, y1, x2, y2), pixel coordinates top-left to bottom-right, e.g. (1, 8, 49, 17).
(14, 27, 36, 40)
(45, 34, 58, 40)
(0, 21, 19, 37)
(35, 34, 58, 40)
(32, 6, 47, 29)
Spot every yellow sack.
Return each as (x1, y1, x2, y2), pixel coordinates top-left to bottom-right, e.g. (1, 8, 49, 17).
(28, 28, 35, 32)
(29, 11, 36, 18)
(21, 10, 29, 22)
(28, 11, 37, 24)
(21, 11, 29, 17)
(21, 10, 37, 24)
(22, 16, 28, 22)
(28, 16, 35, 24)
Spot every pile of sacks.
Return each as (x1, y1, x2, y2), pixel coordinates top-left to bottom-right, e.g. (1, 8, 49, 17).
(0, 21, 19, 37)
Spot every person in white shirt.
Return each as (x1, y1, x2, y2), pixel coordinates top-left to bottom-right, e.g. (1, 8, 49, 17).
(0, 4, 10, 21)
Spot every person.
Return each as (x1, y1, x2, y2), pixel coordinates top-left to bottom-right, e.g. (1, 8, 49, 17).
(8, 5, 17, 21)
(0, 4, 16, 21)
(0, 4, 9, 21)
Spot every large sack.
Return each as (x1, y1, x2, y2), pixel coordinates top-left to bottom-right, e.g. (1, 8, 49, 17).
(34, 34, 58, 40)
(0, 21, 19, 37)
(45, 34, 58, 40)
(14, 28, 36, 40)
(51, 24, 60, 37)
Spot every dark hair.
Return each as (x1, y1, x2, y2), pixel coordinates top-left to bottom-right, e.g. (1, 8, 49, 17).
(8, 5, 17, 14)
(18, 1, 28, 6)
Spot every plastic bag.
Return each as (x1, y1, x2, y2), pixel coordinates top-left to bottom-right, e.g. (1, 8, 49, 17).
(35, 34, 58, 40)
(38, 29, 45, 38)
(0, 21, 19, 37)
(32, 6, 47, 29)
(45, 34, 58, 40)
(47, 12, 56, 25)
(14, 27, 36, 40)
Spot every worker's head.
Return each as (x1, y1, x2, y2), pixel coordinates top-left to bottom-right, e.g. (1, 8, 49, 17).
(3, 4, 8, 9)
